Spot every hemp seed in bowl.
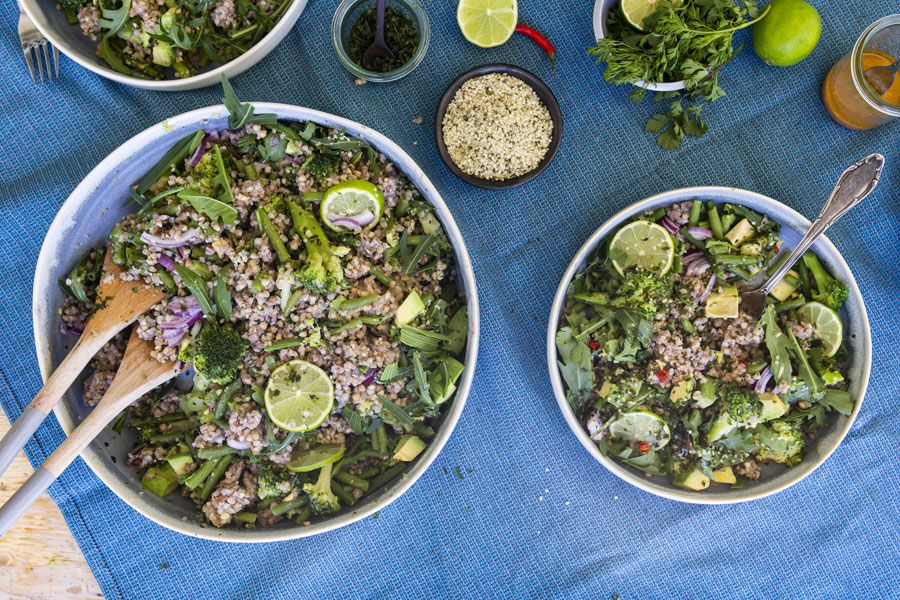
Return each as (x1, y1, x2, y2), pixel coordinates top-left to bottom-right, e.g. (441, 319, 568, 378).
(441, 72, 554, 182)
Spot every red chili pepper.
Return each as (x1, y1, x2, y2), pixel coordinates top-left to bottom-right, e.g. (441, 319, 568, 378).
(515, 24, 556, 69)
(656, 369, 669, 383)
(638, 442, 651, 455)
(588, 340, 600, 351)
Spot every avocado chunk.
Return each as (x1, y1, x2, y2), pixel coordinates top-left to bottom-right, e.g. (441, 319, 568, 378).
(705, 285, 740, 319)
(712, 466, 737, 484)
(446, 306, 468, 355)
(393, 435, 427, 462)
(165, 443, 195, 476)
(770, 270, 799, 302)
(758, 391, 789, 421)
(396, 291, 425, 326)
(673, 464, 711, 491)
(141, 463, 179, 497)
(669, 378, 695, 404)
(695, 378, 718, 409)
(725, 218, 755, 246)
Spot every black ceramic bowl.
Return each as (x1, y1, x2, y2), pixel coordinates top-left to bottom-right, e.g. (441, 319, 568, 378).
(434, 64, 563, 190)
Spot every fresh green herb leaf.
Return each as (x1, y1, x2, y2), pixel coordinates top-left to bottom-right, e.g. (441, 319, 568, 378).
(759, 305, 792, 386)
(221, 74, 278, 130)
(820, 389, 854, 416)
(378, 395, 415, 432)
(178, 189, 238, 225)
(556, 326, 594, 411)
(212, 145, 234, 204)
(135, 130, 204, 197)
(399, 325, 449, 353)
(214, 262, 232, 321)
(341, 407, 367, 436)
(173, 264, 215, 320)
(787, 327, 823, 401)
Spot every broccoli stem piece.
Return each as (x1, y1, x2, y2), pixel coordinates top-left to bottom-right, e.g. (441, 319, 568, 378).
(801, 252, 849, 310)
(198, 455, 234, 500)
(255, 208, 291, 262)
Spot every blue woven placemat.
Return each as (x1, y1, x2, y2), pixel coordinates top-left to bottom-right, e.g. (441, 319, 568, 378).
(1, 1, 899, 598)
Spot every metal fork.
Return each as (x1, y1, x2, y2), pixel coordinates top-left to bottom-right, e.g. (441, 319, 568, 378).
(18, 4, 59, 83)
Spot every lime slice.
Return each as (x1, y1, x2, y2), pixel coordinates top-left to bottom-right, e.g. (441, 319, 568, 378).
(609, 220, 675, 276)
(320, 180, 385, 232)
(265, 360, 334, 432)
(797, 301, 843, 357)
(620, 0, 661, 31)
(457, 0, 518, 48)
(609, 410, 671, 450)
(286, 443, 345, 472)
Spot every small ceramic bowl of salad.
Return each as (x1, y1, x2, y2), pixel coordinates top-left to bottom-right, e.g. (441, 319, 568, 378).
(547, 186, 871, 503)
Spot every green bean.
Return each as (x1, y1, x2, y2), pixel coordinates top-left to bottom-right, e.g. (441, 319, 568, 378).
(726, 266, 752, 282)
(680, 229, 708, 251)
(369, 463, 408, 493)
(706, 201, 725, 240)
(689, 200, 703, 226)
(775, 297, 807, 313)
(335, 470, 370, 492)
(331, 317, 384, 335)
(357, 466, 381, 479)
(783, 274, 800, 287)
(198, 456, 233, 500)
(191, 261, 213, 281)
(649, 207, 667, 221)
(673, 255, 682, 275)
(191, 247, 206, 260)
(162, 419, 195, 433)
(302, 191, 324, 203)
(283, 289, 303, 317)
(197, 445, 239, 460)
(184, 458, 217, 490)
(148, 432, 183, 445)
(257, 496, 276, 510)
(255, 208, 290, 263)
(336, 294, 379, 312)
(245, 162, 259, 181)
(745, 359, 767, 375)
(293, 507, 311, 524)
(372, 425, 388, 456)
(372, 270, 393, 286)
(766, 248, 791, 276)
(158, 270, 177, 294)
(214, 380, 241, 420)
(797, 259, 812, 292)
(331, 482, 357, 506)
(715, 254, 758, 266)
(264, 338, 306, 351)
(271, 495, 308, 516)
(234, 511, 257, 524)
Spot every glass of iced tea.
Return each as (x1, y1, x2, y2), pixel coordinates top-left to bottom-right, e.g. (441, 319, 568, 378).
(823, 15, 900, 130)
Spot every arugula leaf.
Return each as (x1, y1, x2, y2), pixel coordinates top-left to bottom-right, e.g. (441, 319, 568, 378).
(596, 439, 667, 475)
(221, 74, 278, 130)
(556, 327, 594, 411)
(378, 395, 415, 432)
(399, 231, 439, 276)
(213, 262, 232, 321)
(99, 0, 132, 38)
(820, 389, 854, 416)
(410, 352, 433, 404)
(135, 130, 204, 197)
(173, 264, 215, 320)
(341, 407, 367, 436)
(98, 38, 132, 76)
(759, 306, 792, 386)
(178, 189, 238, 225)
(787, 327, 823, 401)
(212, 145, 234, 204)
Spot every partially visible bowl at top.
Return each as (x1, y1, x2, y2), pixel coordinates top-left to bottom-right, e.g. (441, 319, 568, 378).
(19, 0, 308, 90)
(547, 186, 871, 504)
(331, 0, 430, 83)
(592, 0, 686, 92)
(434, 63, 563, 190)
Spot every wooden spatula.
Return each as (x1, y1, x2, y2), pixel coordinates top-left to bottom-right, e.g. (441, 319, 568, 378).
(0, 328, 180, 537)
(0, 249, 167, 478)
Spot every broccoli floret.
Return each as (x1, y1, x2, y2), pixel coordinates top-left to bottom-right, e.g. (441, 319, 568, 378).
(59, 0, 88, 12)
(302, 463, 341, 516)
(58, 247, 104, 304)
(289, 202, 350, 295)
(610, 270, 672, 316)
(706, 384, 763, 443)
(189, 324, 249, 385)
(301, 152, 340, 186)
(152, 41, 175, 67)
(754, 420, 805, 466)
(257, 463, 305, 501)
(802, 252, 849, 311)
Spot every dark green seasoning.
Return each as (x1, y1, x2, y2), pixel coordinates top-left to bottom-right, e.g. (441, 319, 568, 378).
(347, 6, 418, 72)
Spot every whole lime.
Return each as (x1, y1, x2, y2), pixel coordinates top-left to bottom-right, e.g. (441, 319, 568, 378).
(752, 0, 822, 67)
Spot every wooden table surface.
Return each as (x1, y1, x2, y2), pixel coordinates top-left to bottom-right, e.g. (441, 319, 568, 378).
(0, 412, 102, 600)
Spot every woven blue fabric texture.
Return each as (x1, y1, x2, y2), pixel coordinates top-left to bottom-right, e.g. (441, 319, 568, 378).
(1, 1, 899, 598)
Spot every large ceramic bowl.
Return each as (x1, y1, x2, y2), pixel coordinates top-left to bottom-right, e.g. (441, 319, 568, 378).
(547, 186, 871, 504)
(19, 0, 308, 90)
(33, 104, 480, 540)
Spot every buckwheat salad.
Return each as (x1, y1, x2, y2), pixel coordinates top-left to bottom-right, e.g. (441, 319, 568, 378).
(556, 200, 854, 491)
(59, 82, 468, 528)
(59, 0, 293, 79)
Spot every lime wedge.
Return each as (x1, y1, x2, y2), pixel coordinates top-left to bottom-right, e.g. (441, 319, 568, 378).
(320, 180, 385, 232)
(265, 360, 334, 432)
(286, 443, 345, 472)
(797, 301, 843, 357)
(609, 410, 671, 450)
(457, 0, 518, 48)
(620, 0, 661, 31)
(609, 220, 675, 276)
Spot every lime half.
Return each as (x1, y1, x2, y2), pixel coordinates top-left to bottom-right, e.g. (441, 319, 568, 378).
(609, 220, 675, 276)
(797, 301, 843, 357)
(457, 0, 518, 48)
(287, 443, 345, 472)
(265, 360, 334, 432)
(321, 180, 385, 232)
(621, 0, 661, 31)
(609, 410, 671, 450)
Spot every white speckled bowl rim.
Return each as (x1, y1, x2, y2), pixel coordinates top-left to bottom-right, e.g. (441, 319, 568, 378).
(33, 104, 480, 541)
(19, 0, 308, 90)
(546, 186, 871, 504)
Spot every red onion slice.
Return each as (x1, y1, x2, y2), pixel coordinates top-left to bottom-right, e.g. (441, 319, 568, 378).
(687, 226, 714, 240)
(157, 254, 176, 272)
(755, 366, 772, 393)
(698, 273, 717, 302)
(327, 210, 375, 230)
(140, 228, 199, 249)
(659, 216, 679, 235)
(227, 439, 250, 450)
(168, 296, 201, 315)
(189, 134, 209, 167)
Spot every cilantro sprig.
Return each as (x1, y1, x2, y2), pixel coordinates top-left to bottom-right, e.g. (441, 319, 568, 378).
(588, 0, 771, 150)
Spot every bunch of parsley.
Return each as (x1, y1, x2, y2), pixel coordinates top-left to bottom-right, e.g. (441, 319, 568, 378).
(588, 0, 770, 150)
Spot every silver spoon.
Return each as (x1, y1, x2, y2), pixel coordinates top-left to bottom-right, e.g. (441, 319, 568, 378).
(360, 0, 396, 70)
(739, 154, 885, 317)
(864, 56, 900, 96)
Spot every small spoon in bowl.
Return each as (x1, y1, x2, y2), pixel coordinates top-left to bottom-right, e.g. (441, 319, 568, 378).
(360, 0, 396, 70)
(738, 154, 885, 317)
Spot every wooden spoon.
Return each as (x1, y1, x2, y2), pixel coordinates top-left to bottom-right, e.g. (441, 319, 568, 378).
(0, 249, 167, 478)
(0, 328, 180, 537)
(360, 0, 397, 70)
